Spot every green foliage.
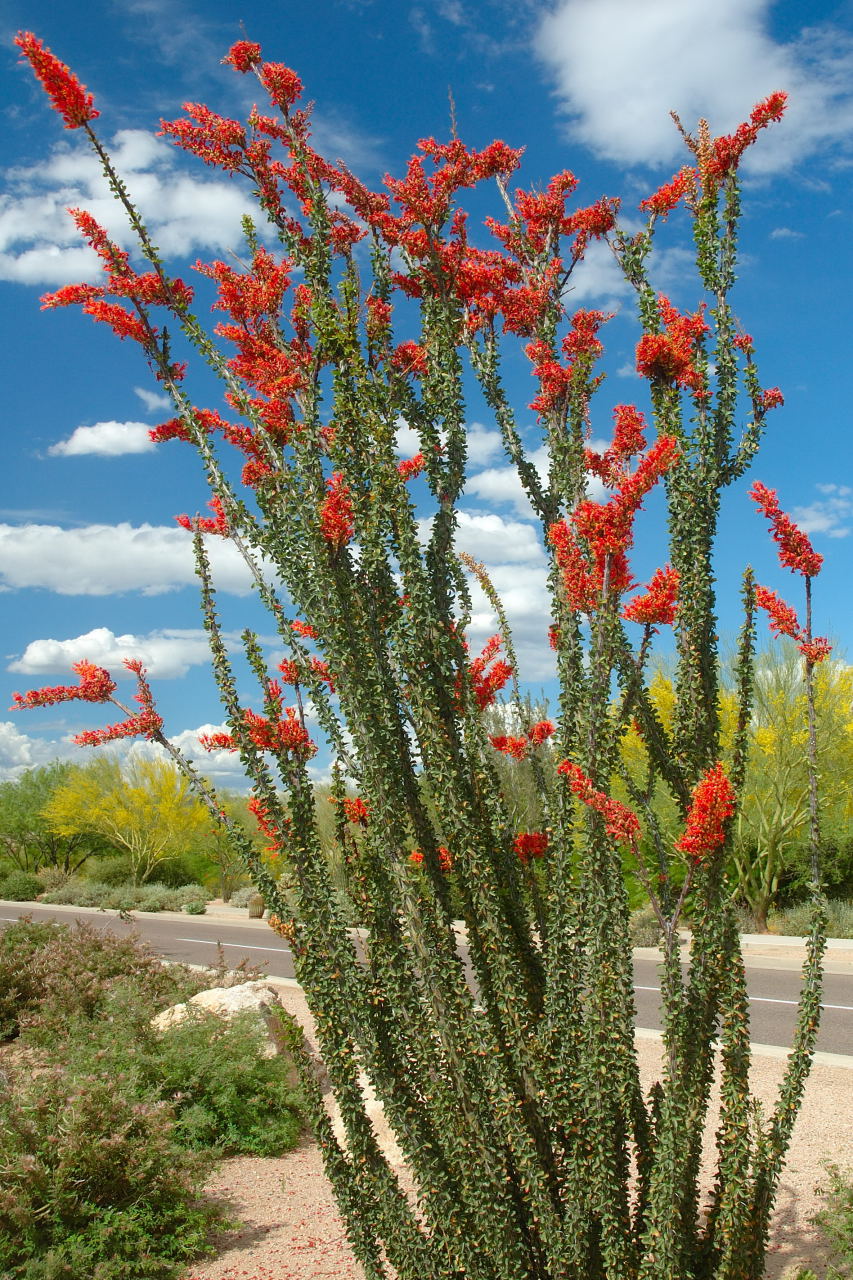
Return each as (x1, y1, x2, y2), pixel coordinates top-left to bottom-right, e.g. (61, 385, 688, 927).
(0, 869, 45, 900)
(39, 878, 209, 911)
(0, 763, 104, 875)
(813, 1164, 853, 1280)
(629, 903, 664, 947)
(0, 918, 204, 1043)
(767, 898, 853, 940)
(0, 1068, 224, 1280)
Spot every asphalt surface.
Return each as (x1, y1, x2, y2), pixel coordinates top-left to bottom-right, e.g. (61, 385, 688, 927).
(2, 900, 851, 1056)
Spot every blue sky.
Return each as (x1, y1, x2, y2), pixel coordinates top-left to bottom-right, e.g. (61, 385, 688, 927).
(0, 0, 851, 788)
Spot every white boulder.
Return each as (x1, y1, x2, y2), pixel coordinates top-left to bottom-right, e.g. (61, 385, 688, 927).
(152, 979, 289, 1057)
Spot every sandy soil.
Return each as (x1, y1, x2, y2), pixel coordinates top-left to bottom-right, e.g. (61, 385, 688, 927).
(184, 982, 852, 1280)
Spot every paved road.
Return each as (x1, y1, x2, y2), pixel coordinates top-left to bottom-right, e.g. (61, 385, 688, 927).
(2, 902, 851, 1055)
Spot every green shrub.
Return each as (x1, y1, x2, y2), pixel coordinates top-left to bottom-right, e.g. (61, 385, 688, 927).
(768, 899, 853, 940)
(807, 1164, 853, 1280)
(0, 919, 207, 1042)
(629, 903, 664, 947)
(0, 1067, 225, 1280)
(0, 870, 45, 901)
(226, 884, 257, 909)
(182, 899, 207, 914)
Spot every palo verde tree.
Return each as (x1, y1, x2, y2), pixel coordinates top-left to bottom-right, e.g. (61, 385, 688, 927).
(44, 755, 210, 884)
(13, 33, 832, 1280)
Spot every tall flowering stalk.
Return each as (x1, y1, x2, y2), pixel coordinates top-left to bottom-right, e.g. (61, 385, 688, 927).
(13, 34, 828, 1280)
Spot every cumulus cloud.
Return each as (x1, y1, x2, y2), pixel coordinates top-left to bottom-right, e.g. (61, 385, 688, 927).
(394, 418, 504, 466)
(534, 0, 853, 172)
(0, 129, 261, 286)
(0, 721, 77, 781)
(0, 522, 261, 596)
(8, 627, 232, 680)
(792, 484, 852, 538)
(47, 421, 156, 457)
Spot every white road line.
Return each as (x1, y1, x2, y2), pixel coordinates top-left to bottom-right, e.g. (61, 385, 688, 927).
(634, 983, 853, 1013)
(176, 936, 293, 955)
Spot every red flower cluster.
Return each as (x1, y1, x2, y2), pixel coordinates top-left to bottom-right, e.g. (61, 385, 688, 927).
(639, 167, 695, 219)
(557, 760, 641, 848)
(636, 295, 709, 392)
(585, 404, 648, 485)
(200, 706, 316, 760)
(247, 793, 290, 856)
(409, 846, 453, 871)
(526, 309, 610, 416)
(292, 619, 318, 640)
(176, 494, 229, 535)
(760, 387, 784, 411)
(319, 473, 355, 548)
(513, 831, 549, 864)
(754, 586, 831, 666)
(397, 452, 426, 481)
(390, 341, 429, 378)
(465, 635, 513, 710)
(12, 659, 115, 710)
(339, 796, 369, 826)
(749, 481, 823, 578)
(16, 32, 99, 129)
(278, 655, 335, 692)
(674, 762, 735, 861)
(222, 41, 262, 73)
(489, 718, 556, 759)
(73, 659, 163, 746)
(622, 565, 680, 627)
(704, 93, 788, 188)
(549, 435, 680, 612)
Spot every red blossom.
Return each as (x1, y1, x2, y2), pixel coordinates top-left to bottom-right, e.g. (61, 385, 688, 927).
(674, 762, 735, 860)
(160, 104, 247, 171)
(639, 167, 695, 219)
(12, 660, 116, 710)
(176, 494, 229, 535)
(390, 341, 429, 378)
(464, 635, 512, 709)
(636, 294, 708, 392)
(622, 565, 680, 626)
(798, 637, 832, 665)
(513, 831, 549, 864)
(397, 453, 426, 481)
(704, 93, 787, 187)
(222, 41, 262, 72)
(260, 62, 304, 111)
(319, 472, 355, 548)
(489, 735, 528, 760)
(760, 387, 784, 411)
(409, 845, 452, 871)
(16, 32, 99, 129)
(292, 619, 318, 640)
(749, 481, 823, 577)
(340, 796, 369, 826)
(527, 719, 556, 745)
(754, 585, 802, 641)
(557, 760, 641, 847)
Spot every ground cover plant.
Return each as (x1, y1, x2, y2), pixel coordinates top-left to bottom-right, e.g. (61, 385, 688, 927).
(0, 919, 303, 1278)
(12, 32, 835, 1280)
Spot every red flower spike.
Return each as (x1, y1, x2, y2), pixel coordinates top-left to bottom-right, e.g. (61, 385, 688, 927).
(259, 62, 303, 111)
(223, 41, 262, 73)
(319, 473, 355, 549)
(514, 831, 549, 865)
(639, 167, 695, 219)
(489, 735, 528, 760)
(798, 637, 832, 665)
(674, 762, 735, 861)
(622, 565, 680, 627)
(527, 719, 556, 745)
(754, 585, 802, 641)
(760, 387, 784, 411)
(338, 796, 369, 826)
(12, 660, 116, 710)
(557, 760, 641, 848)
(704, 92, 787, 187)
(750, 481, 823, 578)
(390, 341, 429, 378)
(16, 32, 99, 129)
(398, 453, 426, 481)
(462, 634, 512, 710)
(636, 295, 708, 392)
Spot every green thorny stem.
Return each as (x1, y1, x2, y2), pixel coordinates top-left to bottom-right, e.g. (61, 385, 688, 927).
(17, 44, 827, 1279)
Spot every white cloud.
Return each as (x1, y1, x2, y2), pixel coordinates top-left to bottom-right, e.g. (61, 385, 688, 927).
(770, 226, 805, 240)
(8, 627, 227, 680)
(0, 721, 77, 781)
(48, 421, 156, 457)
(134, 385, 171, 413)
(451, 509, 547, 565)
(792, 485, 852, 539)
(0, 129, 262, 286)
(534, 0, 853, 172)
(394, 418, 504, 466)
(0, 522, 259, 596)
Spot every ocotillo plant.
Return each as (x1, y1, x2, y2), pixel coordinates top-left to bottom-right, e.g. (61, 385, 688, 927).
(14, 33, 830, 1280)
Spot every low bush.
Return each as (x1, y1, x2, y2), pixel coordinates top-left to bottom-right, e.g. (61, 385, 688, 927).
(0, 919, 205, 1042)
(768, 899, 853, 940)
(629, 903, 664, 947)
(0, 1068, 225, 1280)
(38, 878, 210, 912)
(0, 869, 45, 901)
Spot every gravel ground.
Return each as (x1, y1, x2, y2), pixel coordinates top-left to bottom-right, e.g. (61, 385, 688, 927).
(184, 983, 851, 1280)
